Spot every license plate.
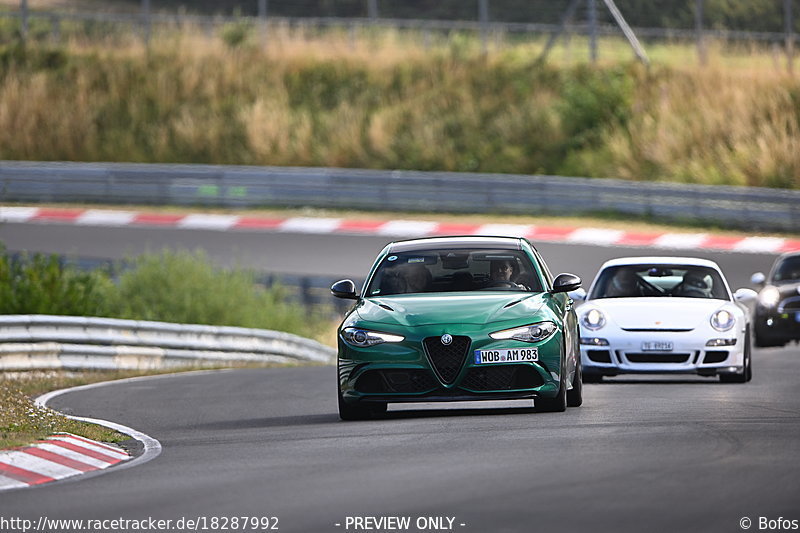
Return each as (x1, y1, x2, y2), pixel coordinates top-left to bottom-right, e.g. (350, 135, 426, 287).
(641, 341, 674, 352)
(474, 348, 538, 364)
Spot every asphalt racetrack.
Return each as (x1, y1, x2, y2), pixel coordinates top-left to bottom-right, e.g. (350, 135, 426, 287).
(1, 221, 799, 533)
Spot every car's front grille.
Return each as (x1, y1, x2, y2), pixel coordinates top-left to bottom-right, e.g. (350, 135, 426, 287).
(703, 351, 729, 364)
(423, 335, 470, 384)
(587, 349, 612, 363)
(354, 369, 438, 394)
(461, 364, 543, 391)
(625, 352, 692, 364)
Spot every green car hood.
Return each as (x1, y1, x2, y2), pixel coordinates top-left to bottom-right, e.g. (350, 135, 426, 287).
(356, 292, 550, 327)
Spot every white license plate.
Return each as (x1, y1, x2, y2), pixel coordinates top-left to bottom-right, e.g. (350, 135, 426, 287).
(641, 341, 674, 352)
(474, 348, 538, 364)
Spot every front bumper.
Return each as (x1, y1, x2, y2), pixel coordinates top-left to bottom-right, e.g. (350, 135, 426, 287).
(755, 307, 800, 343)
(580, 329, 745, 377)
(338, 327, 564, 405)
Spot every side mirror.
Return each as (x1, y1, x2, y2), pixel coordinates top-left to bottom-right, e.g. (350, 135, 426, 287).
(331, 279, 359, 300)
(733, 288, 758, 304)
(750, 272, 766, 286)
(552, 273, 582, 294)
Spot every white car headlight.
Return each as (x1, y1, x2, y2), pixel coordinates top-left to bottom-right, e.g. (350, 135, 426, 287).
(490, 321, 557, 343)
(710, 309, 736, 332)
(342, 327, 404, 347)
(758, 286, 780, 307)
(581, 308, 606, 331)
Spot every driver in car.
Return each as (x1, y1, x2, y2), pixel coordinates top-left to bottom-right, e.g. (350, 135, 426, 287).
(489, 259, 527, 289)
(605, 268, 642, 297)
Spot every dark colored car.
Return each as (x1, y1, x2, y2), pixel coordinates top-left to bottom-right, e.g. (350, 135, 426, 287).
(331, 236, 583, 420)
(751, 251, 800, 347)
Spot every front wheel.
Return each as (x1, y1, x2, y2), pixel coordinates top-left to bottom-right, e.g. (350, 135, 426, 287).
(720, 330, 752, 384)
(536, 362, 567, 413)
(754, 323, 784, 348)
(338, 384, 387, 420)
(567, 357, 583, 407)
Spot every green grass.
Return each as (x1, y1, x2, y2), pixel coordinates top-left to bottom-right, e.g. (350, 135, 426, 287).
(0, 375, 128, 449)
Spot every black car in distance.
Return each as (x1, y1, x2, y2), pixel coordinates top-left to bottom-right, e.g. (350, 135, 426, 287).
(751, 251, 800, 347)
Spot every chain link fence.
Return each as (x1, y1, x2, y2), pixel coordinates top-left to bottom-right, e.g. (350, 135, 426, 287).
(2, 1, 798, 67)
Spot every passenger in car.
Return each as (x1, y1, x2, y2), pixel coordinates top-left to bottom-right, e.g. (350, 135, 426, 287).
(675, 271, 713, 298)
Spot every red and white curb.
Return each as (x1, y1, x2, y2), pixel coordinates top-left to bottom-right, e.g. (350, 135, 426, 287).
(0, 433, 129, 490)
(0, 377, 164, 491)
(2, 206, 799, 254)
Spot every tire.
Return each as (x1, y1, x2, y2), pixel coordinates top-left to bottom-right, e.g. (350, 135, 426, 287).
(720, 329, 752, 384)
(338, 383, 387, 421)
(536, 357, 567, 413)
(567, 356, 583, 408)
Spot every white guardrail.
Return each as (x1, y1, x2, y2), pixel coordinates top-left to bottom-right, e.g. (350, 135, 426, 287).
(0, 315, 335, 370)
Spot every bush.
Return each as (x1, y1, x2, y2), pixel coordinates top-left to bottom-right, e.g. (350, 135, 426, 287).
(110, 250, 318, 337)
(0, 248, 114, 316)
(0, 246, 322, 339)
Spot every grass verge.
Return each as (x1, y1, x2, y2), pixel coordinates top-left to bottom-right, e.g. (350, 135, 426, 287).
(0, 28, 797, 189)
(0, 364, 308, 450)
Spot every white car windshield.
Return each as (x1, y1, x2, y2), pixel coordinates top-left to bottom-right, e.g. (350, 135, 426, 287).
(590, 265, 728, 300)
(366, 249, 543, 296)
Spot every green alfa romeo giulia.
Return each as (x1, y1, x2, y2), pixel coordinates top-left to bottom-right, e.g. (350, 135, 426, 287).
(331, 236, 583, 420)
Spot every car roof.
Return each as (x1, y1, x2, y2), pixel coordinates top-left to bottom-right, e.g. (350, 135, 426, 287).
(386, 236, 526, 253)
(598, 256, 722, 271)
(776, 250, 800, 261)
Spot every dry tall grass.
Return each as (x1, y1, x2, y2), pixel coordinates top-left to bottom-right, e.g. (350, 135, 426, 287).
(0, 26, 797, 188)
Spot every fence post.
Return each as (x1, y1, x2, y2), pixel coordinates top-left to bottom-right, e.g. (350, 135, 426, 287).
(695, 0, 707, 65)
(141, 0, 151, 45)
(367, 0, 378, 19)
(478, 0, 489, 54)
(588, 0, 598, 63)
(259, 0, 268, 47)
(786, 0, 795, 75)
(20, 0, 28, 43)
(50, 14, 60, 43)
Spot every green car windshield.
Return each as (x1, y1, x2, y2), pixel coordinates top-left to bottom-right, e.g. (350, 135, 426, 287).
(366, 249, 543, 296)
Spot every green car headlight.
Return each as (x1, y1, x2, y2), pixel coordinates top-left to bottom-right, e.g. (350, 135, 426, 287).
(342, 327, 404, 347)
(489, 321, 557, 343)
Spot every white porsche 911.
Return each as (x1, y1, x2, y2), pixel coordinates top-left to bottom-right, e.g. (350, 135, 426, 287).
(577, 257, 755, 383)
